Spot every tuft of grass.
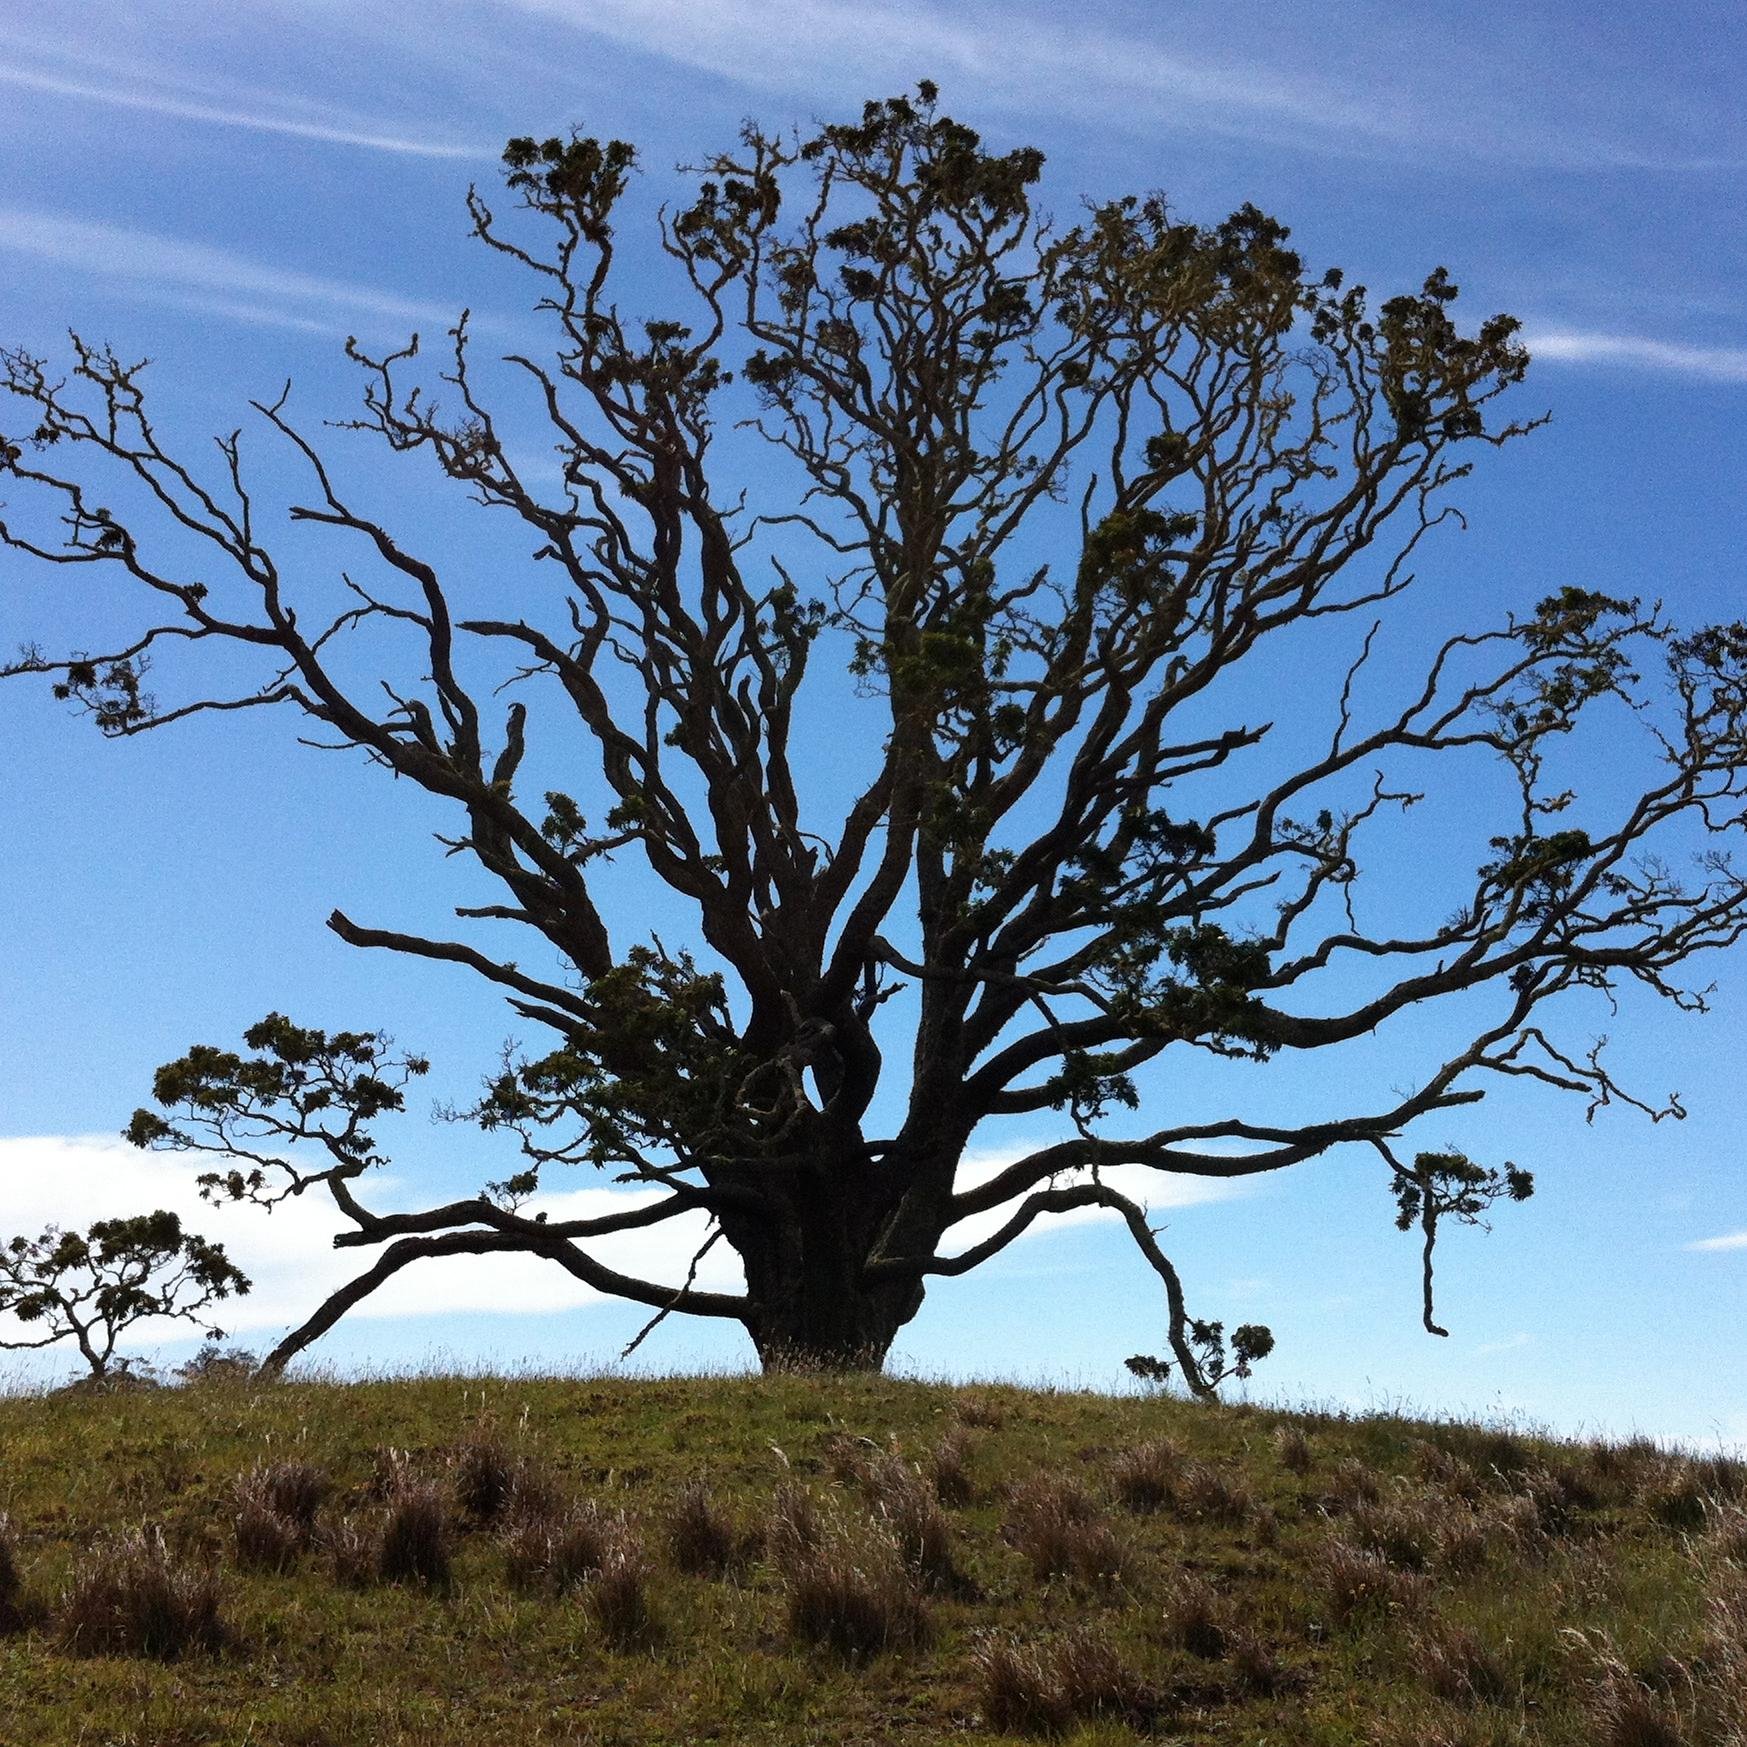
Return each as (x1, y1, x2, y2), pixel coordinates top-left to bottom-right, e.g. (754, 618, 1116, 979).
(502, 1499, 614, 1595)
(856, 1450, 962, 1594)
(1314, 1535, 1430, 1628)
(1110, 1438, 1183, 1514)
(973, 1628, 1151, 1737)
(452, 1436, 521, 1524)
(57, 1528, 226, 1660)
(232, 1461, 327, 1573)
(1160, 1571, 1228, 1660)
(1416, 1617, 1517, 1706)
(0, 1512, 34, 1636)
(377, 1481, 452, 1588)
(780, 1517, 930, 1662)
(1002, 1475, 1128, 1588)
(588, 1531, 660, 1651)
(1273, 1422, 1313, 1475)
(663, 1481, 748, 1580)
(929, 1427, 975, 1507)
(1325, 1454, 1384, 1512)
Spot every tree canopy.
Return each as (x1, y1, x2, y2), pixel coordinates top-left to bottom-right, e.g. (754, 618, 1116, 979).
(6, 88, 1746, 1383)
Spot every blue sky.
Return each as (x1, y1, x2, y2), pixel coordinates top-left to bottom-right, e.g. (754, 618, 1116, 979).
(1, 0, 1744, 1445)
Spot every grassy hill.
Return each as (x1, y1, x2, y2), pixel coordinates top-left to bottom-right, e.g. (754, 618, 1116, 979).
(0, 1368, 1741, 1746)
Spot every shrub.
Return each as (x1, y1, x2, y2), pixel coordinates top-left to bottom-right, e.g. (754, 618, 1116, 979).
(58, 1529, 225, 1660)
(1003, 1476, 1127, 1588)
(378, 1482, 451, 1588)
(1273, 1423, 1313, 1476)
(174, 1344, 259, 1385)
(780, 1521, 930, 1661)
(1110, 1439, 1183, 1514)
(664, 1482, 745, 1580)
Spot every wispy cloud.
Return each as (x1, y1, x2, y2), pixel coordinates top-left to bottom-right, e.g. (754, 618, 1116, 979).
(500, 0, 1413, 157)
(487, 0, 1735, 171)
(1475, 1331, 1533, 1356)
(0, 1134, 739, 1360)
(1688, 1229, 1747, 1253)
(0, 62, 486, 160)
(1524, 326, 1747, 385)
(0, 207, 451, 335)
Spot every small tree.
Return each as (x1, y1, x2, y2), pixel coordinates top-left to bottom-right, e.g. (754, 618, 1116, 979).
(0, 1212, 250, 1380)
(6, 88, 1747, 1384)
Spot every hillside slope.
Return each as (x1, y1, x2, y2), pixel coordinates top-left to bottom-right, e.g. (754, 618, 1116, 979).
(0, 1370, 1741, 1745)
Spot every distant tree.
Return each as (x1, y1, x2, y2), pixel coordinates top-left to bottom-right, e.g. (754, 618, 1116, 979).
(6, 88, 1747, 1385)
(0, 1212, 250, 1380)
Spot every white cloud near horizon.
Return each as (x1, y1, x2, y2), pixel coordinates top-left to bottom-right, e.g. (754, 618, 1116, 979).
(0, 207, 454, 336)
(0, 1132, 1244, 1366)
(1688, 1229, 1747, 1253)
(0, 63, 488, 160)
(1524, 326, 1747, 385)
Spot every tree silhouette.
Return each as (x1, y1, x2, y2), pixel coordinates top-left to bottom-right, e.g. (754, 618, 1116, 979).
(6, 89, 1746, 1382)
(0, 1212, 250, 1380)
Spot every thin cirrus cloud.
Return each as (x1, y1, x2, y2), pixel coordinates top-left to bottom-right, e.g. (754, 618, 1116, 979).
(1524, 326, 1747, 386)
(0, 62, 487, 161)
(490, 0, 1732, 172)
(0, 206, 453, 336)
(1688, 1230, 1747, 1253)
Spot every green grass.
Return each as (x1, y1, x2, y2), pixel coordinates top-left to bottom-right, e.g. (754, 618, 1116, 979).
(0, 1369, 1741, 1745)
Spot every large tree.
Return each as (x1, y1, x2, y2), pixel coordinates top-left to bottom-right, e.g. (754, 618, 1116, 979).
(5, 90, 1746, 1383)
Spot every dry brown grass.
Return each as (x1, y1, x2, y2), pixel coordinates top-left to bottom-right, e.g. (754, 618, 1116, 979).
(1273, 1423, 1314, 1476)
(57, 1528, 226, 1660)
(779, 1517, 931, 1661)
(1416, 1618, 1517, 1706)
(929, 1427, 975, 1507)
(501, 1500, 615, 1595)
(972, 1628, 1152, 1737)
(588, 1533, 660, 1651)
(1002, 1475, 1129, 1588)
(452, 1436, 521, 1524)
(377, 1481, 452, 1588)
(663, 1481, 749, 1580)
(1110, 1438, 1185, 1513)
(1177, 1460, 1257, 1527)
(1159, 1571, 1228, 1660)
(1314, 1535, 1430, 1628)
(232, 1460, 328, 1573)
(1325, 1454, 1385, 1512)
(0, 1512, 32, 1636)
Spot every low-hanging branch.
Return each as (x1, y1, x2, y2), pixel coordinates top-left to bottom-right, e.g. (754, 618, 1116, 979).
(6, 87, 1747, 1386)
